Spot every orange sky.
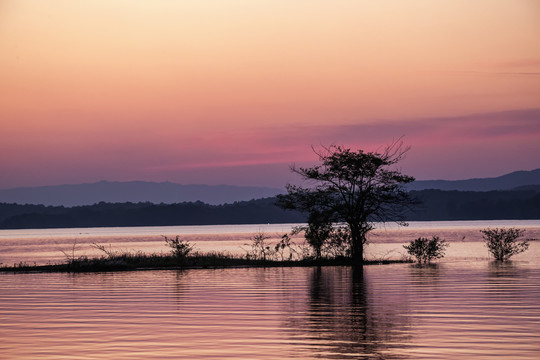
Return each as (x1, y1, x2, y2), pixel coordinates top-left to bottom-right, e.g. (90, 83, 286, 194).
(1, 0, 539, 188)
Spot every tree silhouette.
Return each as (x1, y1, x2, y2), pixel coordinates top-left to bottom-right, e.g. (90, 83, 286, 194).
(277, 141, 415, 266)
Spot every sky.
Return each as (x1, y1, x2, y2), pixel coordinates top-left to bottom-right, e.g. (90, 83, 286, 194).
(1, 0, 539, 189)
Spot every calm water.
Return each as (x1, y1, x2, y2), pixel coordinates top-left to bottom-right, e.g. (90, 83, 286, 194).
(1, 264, 539, 359)
(1, 221, 540, 359)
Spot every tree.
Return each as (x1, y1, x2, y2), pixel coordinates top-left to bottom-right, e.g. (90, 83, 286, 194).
(292, 210, 333, 259)
(403, 236, 449, 264)
(291, 209, 350, 260)
(481, 228, 530, 261)
(277, 141, 415, 266)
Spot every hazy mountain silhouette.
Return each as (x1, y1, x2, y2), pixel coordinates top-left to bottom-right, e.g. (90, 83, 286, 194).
(0, 181, 286, 206)
(1, 169, 539, 207)
(407, 169, 540, 191)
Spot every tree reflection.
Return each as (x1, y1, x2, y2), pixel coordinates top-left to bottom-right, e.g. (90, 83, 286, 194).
(488, 261, 524, 278)
(408, 263, 441, 288)
(300, 266, 411, 359)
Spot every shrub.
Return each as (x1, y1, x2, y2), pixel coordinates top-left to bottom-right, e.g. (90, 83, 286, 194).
(274, 234, 297, 261)
(164, 236, 194, 263)
(292, 222, 351, 260)
(403, 236, 449, 264)
(481, 228, 530, 261)
(292, 219, 332, 260)
(245, 231, 274, 260)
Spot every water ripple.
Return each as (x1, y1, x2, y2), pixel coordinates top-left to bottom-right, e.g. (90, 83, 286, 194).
(1, 264, 540, 359)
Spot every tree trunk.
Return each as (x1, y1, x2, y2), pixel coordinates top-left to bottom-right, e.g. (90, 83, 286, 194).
(350, 225, 364, 266)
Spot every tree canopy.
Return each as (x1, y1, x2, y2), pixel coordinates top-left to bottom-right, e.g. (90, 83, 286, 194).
(277, 142, 416, 265)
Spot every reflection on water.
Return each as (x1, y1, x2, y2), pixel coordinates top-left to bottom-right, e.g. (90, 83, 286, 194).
(1, 263, 540, 359)
(299, 267, 411, 359)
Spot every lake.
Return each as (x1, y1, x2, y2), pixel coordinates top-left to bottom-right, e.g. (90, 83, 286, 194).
(1, 221, 540, 359)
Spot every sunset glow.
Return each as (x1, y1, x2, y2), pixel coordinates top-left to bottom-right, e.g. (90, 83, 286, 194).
(1, 0, 539, 188)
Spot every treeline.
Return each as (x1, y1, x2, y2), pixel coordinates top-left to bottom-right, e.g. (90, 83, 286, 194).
(408, 187, 540, 220)
(0, 187, 539, 229)
(0, 198, 305, 229)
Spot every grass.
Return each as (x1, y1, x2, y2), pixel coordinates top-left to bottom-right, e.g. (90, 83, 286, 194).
(0, 234, 413, 273)
(0, 250, 411, 273)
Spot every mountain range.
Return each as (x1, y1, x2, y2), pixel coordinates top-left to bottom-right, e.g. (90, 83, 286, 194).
(408, 169, 540, 192)
(0, 181, 286, 206)
(0, 169, 539, 206)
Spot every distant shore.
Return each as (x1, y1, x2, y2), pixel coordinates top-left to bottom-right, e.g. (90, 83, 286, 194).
(2, 185, 540, 230)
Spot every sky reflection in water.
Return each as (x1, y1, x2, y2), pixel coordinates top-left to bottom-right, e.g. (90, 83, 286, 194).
(1, 263, 540, 359)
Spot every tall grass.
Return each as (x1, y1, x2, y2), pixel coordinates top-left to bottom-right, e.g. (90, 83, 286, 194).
(1, 233, 412, 273)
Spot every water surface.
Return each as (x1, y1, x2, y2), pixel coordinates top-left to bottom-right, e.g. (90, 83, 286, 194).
(1, 264, 539, 359)
(1, 221, 540, 359)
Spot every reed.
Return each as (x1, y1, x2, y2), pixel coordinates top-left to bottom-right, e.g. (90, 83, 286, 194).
(0, 250, 411, 273)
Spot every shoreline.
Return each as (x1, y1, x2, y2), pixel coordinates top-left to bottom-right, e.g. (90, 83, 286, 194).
(0, 252, 412, 274)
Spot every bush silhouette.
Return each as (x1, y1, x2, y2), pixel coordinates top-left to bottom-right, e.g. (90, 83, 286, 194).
(404, 236, 448, 264)
(164, 236, 194, 264)
(481, 228, 530, 261)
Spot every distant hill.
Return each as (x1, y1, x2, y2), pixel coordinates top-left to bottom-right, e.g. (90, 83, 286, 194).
(1, 169, 539, 207)
(1, 187, 539, 229)
(407, 169, 540, 191)
(0, 181, 286, 206)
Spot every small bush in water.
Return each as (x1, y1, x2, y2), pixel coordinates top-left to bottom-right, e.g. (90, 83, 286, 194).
(404, 236, 449, 264)
(481, 228, 530, 261)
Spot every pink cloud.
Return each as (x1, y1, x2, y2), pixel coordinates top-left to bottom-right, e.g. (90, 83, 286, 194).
(1, 109, 539, 188)
(139, 108, 540, 184)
